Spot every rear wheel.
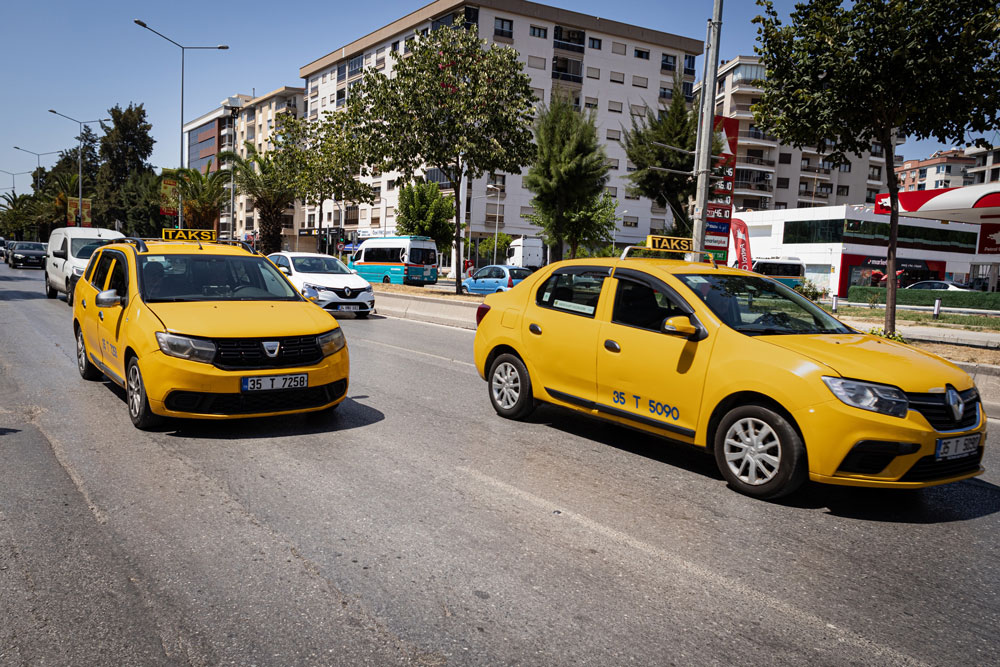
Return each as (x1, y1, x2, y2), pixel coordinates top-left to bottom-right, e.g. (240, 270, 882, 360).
(713, 405, 806, 500)
(65, 280, 74, 306)
(45, 273, 56, 298)
(75, 327, 102, 381)
(382, 276, 391, 284)
(488, 353, 535, 420)
(127, 357, 161, 430)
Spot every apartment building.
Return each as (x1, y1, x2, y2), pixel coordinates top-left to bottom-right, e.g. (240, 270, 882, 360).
(965, 144, 1000, 185)
(896, 149, 975, 192)
(711, 56, 891, 213)
(298, 0, 702, 266)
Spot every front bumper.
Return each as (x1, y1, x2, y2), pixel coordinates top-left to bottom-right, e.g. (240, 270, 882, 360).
(315, 291, 374, 314)
(141, 348, 350, 419)
(795, 398, 986, 488)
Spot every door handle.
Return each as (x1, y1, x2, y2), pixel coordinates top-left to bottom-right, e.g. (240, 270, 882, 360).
(98, 311, 103, 321)
(529, 323, 542, 335)
(81, 298, 86, 308)
(604, 339, 621, 353)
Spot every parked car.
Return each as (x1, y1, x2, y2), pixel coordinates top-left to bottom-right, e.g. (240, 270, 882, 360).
(45, 227, 125, 305)
(904, 280, 973, 291)
(9, 242, 47, 269)
(268, 252, 375, 318)
(462, 265, 532, 294)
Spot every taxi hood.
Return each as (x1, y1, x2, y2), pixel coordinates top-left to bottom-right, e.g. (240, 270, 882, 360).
(147, 300, 337, 338)
(761, 333, 972, 392)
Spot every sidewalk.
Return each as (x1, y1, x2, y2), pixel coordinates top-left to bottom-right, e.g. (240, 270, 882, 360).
(837, 317, 1000, 349)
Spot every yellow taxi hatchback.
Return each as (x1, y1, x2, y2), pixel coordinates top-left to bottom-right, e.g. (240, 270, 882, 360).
(72, 239, 349, 429)
(473, 255, 986, 499)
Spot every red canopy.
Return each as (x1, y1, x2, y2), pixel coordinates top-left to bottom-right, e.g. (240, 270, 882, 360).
(874, 184, 1000, 224)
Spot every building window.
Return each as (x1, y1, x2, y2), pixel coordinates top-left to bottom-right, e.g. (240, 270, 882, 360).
(527, 56, 546, 70)
(610, 71, 625, 84)
(486, 202, 504, 225)
(661, 54, 676, 72)
(682, 81, 694, 101)
(488, 173, 506, 191)
(776, 177, 789, 189)
(530, 25, 547, 38)
(684, 54, 696, 76)
(494, 18, 513, 39)
(586, 66, 600, 79)
(626, 160, 638, 172)
(774, 202, 787, 210)
(552, 56, 583, 83)
(336, 88, 346, 108)
(870, 142, 884, 157)
(391, 41, 399, 52)
(624, 191, 639, 200)
(630, 104, 647, 116)
(607, 129, 621, 140)
(623, 216, 639, 227)
(553, 26, 585, 53)
(608, 101, 623, 114)
(404, 36, 415, 53)
(606, 186, 618, 197)
(778, 152, 792, 164)
(634, 48, 649, 60)
(348, 54, 364, 78)
(337, 63, 347, 83)
(611, 41, 627, 55)
(659, 86, 672, 100)
(869, 165, 882, 180)
(866, 189, 879, 203)
(584, 97, 598, 109)
(632, 75, 648, 88)
(589, 37, 602, 49)
(837, 185, 849, 196)
(607, 158, 619, 170)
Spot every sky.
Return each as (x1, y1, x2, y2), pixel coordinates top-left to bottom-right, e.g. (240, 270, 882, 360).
(0, 0, 967, 193)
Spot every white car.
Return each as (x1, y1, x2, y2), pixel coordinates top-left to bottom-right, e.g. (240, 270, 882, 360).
(268, 252, 375, 318)
(904, 280, 973, 291)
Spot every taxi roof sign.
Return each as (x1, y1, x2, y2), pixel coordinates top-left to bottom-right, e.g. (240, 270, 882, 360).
(646, 235, 693, 252)
(162, 229, 217, 241)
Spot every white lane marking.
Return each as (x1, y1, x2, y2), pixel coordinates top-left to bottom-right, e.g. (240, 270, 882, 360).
(457, 466, 929, 667)
(374, 313, 477, 334)
(352, 337, 476, 368)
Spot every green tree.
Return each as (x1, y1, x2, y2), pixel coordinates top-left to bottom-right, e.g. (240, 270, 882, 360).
(395, 181, 456, 252)
(477, 232, 513, 263)
(175, 162, 230, 230)
(120, 171, 169, 237)
(622, 76, 698, 235)
(93, 104, 155, 227)
(0, 192, 39, 240)
(351, 24, 535, 293)
(753, 0, 1000, 334)
(35, 172, 81, 234)
(220, 144, 297, 255)
(47, 125, 99, 193)
(523, 95, 609, 261)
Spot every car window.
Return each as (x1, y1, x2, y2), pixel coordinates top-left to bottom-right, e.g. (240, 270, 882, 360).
(59, 237, 68, 255)
(292, 256, 351, 274)
(410, 247, 437, 265)
(489, 267, 506, 279)
(536, 269, 608, 317)
(17, 242, 44, 251)
(510, 268, 532, 280)
(107, 255, 129, 300)
(612, 278, 686, 331)
(473, 268, 490, 280)
(90, 251, 115, 290)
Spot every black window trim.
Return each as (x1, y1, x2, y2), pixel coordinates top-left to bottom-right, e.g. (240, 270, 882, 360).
(534, 265, 612, 319)
(612, 267, 708, 340)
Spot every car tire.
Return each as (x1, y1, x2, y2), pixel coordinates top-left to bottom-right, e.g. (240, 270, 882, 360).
(66, 280, 74, 307)
(76, 326, 103, 381)
(356, 311, 370, 319)
(713, 404, 807, 500)
(126, 357, 161, 430)
(382, 276, 391, 284)
(488, 353, 535, 420)
(45, 274, 57, 298)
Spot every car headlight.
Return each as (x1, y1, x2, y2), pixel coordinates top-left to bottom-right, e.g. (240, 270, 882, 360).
(14, 254, 24, 259)
(361, 284, 373, 293)
(316, 328, 346, 356)
(155, 332, 217, 364)
(72, 266, 85, 277)
(822, 377, 908, 418)
(302, 282, 327, 292)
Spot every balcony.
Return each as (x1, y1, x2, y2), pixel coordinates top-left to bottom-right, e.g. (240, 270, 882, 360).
(731, 102, 755, 117)
(797, 189, 830, 200)
(552, 70, 583, 84)
(734, 181, 774, 193)
(736, 154, 775, 168)
(738, 129, 777, 145)
(801, 164, 832, 178)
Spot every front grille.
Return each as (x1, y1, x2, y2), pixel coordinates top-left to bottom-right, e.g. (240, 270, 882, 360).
(326, 287, 367, 299)
(905, 388, 980, 431)
(214, 335, 322, 369)
(165, 379, 347, 415)
(900, 448, 984, 482)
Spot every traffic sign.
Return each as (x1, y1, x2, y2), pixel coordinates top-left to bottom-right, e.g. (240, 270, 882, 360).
(337, 242, 345, 251)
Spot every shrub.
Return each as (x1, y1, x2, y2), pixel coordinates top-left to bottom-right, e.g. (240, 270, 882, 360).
(868, 327, 907, 343)
(794, 278, 824, 301)
(848, 286, 1000, 310)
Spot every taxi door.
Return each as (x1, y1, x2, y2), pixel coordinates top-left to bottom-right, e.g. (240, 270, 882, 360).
(95, 250, 130, 383)
(77, 250, 115, 372)
(595, 269, 713, 442)
(520, 266, 611, 406)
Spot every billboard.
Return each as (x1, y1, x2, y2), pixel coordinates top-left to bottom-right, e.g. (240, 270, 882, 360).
(67, 197, 92, 227)
(160, 178, 179, 216)
(702, 116, 740, 263)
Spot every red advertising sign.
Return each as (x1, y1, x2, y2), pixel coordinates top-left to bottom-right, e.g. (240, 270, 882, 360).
(977, 223, 1000, 255)
(730, 218, 752, 270)
(703, 116, 740, 258)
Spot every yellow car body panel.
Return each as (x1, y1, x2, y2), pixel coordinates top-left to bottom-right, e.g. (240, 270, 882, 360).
(473, 257, 985, 491)
(73, 240, 349, 421)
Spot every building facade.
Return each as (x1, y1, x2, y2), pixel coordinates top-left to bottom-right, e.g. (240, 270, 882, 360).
(896, 149, 975, 192)
(965, 144, 1000, 186)
(711, 56, 893, 214)
(298, 0, 703, 269)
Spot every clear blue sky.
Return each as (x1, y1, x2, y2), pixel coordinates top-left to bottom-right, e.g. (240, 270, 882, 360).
(0, 0, 960, 192)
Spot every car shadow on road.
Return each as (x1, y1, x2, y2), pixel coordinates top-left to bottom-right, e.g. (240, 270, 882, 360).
(0, 289, 46, 301)
(0, 272, 42, 281)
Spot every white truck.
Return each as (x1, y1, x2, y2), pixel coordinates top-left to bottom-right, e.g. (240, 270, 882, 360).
(505, 237, 545, 270)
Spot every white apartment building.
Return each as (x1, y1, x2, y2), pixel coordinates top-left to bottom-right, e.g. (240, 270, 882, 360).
(298, 0, 702, 267)
(711, 56, 893, 214)
(896, 149, 975, 192)
(965, 144, 1000, 185)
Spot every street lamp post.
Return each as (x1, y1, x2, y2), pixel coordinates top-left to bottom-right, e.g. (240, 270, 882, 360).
(0, 169, 32, 193)
(13, 146, 60, 191)
(134, 19, 228, 229)
(487, 184, 502, 265)
(48, 110, 110, 226)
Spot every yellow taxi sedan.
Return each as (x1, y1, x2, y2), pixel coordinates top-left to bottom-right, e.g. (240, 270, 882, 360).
(473, 256, 986, 499)
(73, 238, 349, 429)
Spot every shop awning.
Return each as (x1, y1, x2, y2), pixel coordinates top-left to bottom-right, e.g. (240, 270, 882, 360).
(874, 183, 1000, 224)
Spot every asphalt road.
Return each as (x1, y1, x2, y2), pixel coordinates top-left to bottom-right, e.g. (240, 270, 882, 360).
(1, 261, 998, 666)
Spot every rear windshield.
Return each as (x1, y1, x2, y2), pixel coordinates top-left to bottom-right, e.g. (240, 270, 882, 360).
(753, 262, 804, 278)
(139, 254, 301, 302)
(409, 247, 437, 265)
(71, 238, 113, 259)
(510, 268, 532, 280)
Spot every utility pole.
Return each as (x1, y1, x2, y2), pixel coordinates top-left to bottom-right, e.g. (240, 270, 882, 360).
(692, 0, 724, 255)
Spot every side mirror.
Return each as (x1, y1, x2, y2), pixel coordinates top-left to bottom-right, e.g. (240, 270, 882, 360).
(95, 289, 122, 308)
(278, 266, 290, 275)
(662, 315, 698, 339)
(53, 249, 67, 259)
(302, 286, 319, 302)
(350, 269, 358, 275)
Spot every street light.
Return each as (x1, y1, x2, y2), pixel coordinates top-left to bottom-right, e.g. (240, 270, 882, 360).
(134, 18, 228, 229)
(487, 183, 502, 264)
(0, 169, 32, 193)
(48, 110, 110, 226)
(13, 146, 60, 191)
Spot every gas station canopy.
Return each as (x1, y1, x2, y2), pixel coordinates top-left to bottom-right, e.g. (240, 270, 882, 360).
(874, 183, 1000, 224)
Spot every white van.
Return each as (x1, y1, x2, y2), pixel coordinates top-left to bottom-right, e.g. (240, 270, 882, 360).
(45, 227, 125, 304)
(505, 237, 545, 270)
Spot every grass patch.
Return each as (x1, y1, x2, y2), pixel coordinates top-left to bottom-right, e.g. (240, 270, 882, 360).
(822, 305, 1000, 331)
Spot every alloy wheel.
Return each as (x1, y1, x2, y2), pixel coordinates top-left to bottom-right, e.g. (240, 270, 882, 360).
(491, 361, 520, 410)
(722, 417, 781, 485)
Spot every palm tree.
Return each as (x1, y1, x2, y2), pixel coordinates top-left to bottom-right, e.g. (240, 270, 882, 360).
(0, 192, 40, 240)
(219, 144, 296, 255)
(34, 172, 80, 238)
(175, 162, 231, 231)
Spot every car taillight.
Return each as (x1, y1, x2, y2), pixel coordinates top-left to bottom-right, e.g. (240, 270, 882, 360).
(476, 303, 491, 327)
(507, 276, 513, 288)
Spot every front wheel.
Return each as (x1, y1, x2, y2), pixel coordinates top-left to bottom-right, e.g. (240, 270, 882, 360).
(127, 357, 161, 430)
(488, 353, 535, 420)
(76, 327, 102, 381)
(714, 405, 807, 500)
(65, 280, 74, 307)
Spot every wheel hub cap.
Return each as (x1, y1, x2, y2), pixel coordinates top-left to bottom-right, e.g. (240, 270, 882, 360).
(723, 417, 781, 485)
(492, 362, 520, 410)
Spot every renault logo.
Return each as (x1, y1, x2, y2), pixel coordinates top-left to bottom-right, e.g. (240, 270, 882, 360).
(946, 387, 964, 422)
(344, 287, 352, 298)
(263, 341, 280, 358)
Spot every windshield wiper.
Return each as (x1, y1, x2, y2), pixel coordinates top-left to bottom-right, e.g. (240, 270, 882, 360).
(737, 326, 790, 336)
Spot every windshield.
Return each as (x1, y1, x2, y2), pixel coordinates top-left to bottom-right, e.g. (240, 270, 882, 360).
(676, 274, 851, 336)
(71, 238, 112, 259)
(291, 256, 352, 274)
(139, 254, 301, 302)
(16, 242, 45, 252)
(753, 262, 804, 278)
(410, 247, 437, 265)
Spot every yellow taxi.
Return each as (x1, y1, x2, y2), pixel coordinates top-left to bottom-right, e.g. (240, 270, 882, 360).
(72, 238, 349, 429)
(473, 252, 986, 499)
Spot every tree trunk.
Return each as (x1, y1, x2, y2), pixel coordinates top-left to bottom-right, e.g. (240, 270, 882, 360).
(449, 163, 464, 294)
(883, 128, 900, 335)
